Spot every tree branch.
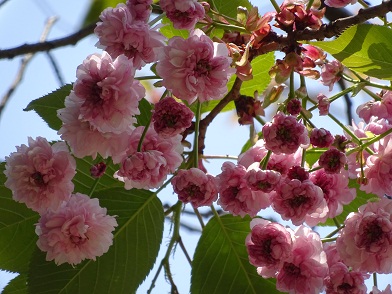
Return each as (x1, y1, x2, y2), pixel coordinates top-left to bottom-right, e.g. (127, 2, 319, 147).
(0, 22, 96, 59)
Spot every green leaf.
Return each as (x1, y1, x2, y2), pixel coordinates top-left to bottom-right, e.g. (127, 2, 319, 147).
(213, 0, 252, 19)
(135, 98, 152, 127)
(24, 84, 72, 131)
(191, 214, 280, 294)
(311, 24, 392, 80)
(0, 163, 39, 274)
(28, 188, 164, 294)
(82, 0, 124, 27)
(3, 274, 27, 294)
(320, 179, 376, 226)
(227, 52, 275, 99)
(159, 16, 189, 40)
(305, 148, 326, 168)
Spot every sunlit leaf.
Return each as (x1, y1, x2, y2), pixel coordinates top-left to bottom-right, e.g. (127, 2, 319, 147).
(213, 0, 252, 19)
(159, 16, 189, 39)
(191, 214, 280, 294)
(3, 274, 27, 294)
(24, 84, 72, 131)
(82, 0, 124, 27)
(28, 188, 164, 293)
(311, 24, 392, 80)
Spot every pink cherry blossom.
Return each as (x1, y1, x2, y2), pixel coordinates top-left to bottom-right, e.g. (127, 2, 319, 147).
(317, 93, 330, 116)
(321, 60, 344, 91)
(324, 262, 368, 294)
(73, 52, 145, 134)
(309, 168, 355, 220)
(287, 166, 309, 181)
(126, 0, 152, 22)
(286, 98, 301, 116)
(36, 193, 117, 266)
(246, 218, 293, 278)
(262, 112, 309, 155)
(160, 0, 205, 30)
(244, 163, 281, 193)
(172, 168, 218, 208)
(371, 285, 392, 294)
(318, 148, 347, 174)
(325, 0, 357, 8)
(337, 198, 392, 273)
(152, 97, 194, 138)
(95, 3, 165, 69)
(271, 178, 325, 225)
(156, 29, 235, 104)
(357, 90, 392, 123)
(276, 225, 328, 294)
(115, 126, 183, 190)
(216, 162, 270, 217)
(310, 128, 334, 148)
(302, 45, 326, 66)
(58, 92, 132, 159)
(362, 136, 392, 197)
(4, 137, 76, 213)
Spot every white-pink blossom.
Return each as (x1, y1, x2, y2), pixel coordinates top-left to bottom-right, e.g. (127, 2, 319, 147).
(317, 93, 330, 116)
(372, 285, 392, 294)
(320, 60, 343, 91)
(172, 168, 218, 208)
(156, 29, 235, 104)
(337, 198, 392, 273)
(115, 126, 183, 190)
(275, 225, 328, 294)
(95, 3, 165, 69)
(325, 0, 357, 8)
(126, 0, 152, 22)
(152, 97, 194, 138)
(36, 193, 117, 265)
(246, 218, 293, 278)
(262, 112, 309, 155)
(4, 137, 76, 213)
(58, 92, 132, 159)
(324, 262, 368, 294)
(357, 90, 392, 123)
(73, 52, 145, 134)
(160, 0, 205, 30)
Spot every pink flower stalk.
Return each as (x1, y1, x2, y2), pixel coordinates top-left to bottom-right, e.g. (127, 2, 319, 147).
(262, 112, 309, 155)
(317, 93, 330, 116)
(310, 128, 334, 148)
(357, 90, 392, 123)
(324, 262, 368, 294)
(126, 0, 152, 22)
(216, 162, 270, 217)
(275, 225, 328, 294)
(172, 168, 218, 208)
(337, 198, 392, 273)
(36, 193, 117, 266)
(115, 126, 183, 190)
(160, 0, 205, 30)
(152, 97, 194, 138)
(95, 4, 166, 69)
(4, 137, 76, 213)
(73, 52, 145, 134)
(245, 163, 281, 193)
(362, 136, 392, 197)
(58, 92, 132, 159)
(318, 148, 347, 174)
(246, 218, 293, 278)
(321, 60, 344, 91)
(309, 169, 355, 220)
(325, 0, 357, 8)
(271, 178, 325, 225)
(156, 29, 235, 104)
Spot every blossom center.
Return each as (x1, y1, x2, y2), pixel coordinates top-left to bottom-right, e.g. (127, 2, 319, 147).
(355, 215, 392, 252)
(283, 262, 301, 278)
(194, 59, 211, 77)
(276, 126, 292, 142)
(288, 195, 308, 208)
(31, 171, 46, 186)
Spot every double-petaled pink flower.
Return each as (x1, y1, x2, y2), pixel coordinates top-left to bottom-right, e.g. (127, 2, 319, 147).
(320, 60, 343, 91)
(156, 29, 235, 104)
(4, 137, 76, 213)
(160, 0, 205, 30)
(36, 193, 117, 266)
(357, 90, 392, 123)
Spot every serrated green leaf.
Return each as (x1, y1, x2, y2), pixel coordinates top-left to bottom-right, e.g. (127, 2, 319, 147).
(0, 163, 39, 274)
(3, 274, 27, 294)
(311, 24, 392, 80)
(320, 179, 376, 226)
(28, 188, 164, 294)
(135, 98, 152, 127)
(24, 84, 72, 131)
(305, 148, 326, 168)
(159, 16, 189, 40)
(191, 214, 280, 294)
(213, 0, 252, 19)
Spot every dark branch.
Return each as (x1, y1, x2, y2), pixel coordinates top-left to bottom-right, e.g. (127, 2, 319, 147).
(0, 22, 96, 59)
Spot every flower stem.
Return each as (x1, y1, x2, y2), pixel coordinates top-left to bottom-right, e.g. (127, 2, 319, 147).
(193, 101, 202, 168)
(260, 150, 272, 170)
(270, 0, 281, 12)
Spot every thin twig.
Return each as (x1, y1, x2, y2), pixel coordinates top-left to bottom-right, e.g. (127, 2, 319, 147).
(0, 0, 11, 8)
(0, 16, 58, 116)
(0, 22, 96, 59)
(45, 51, 65, 86)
